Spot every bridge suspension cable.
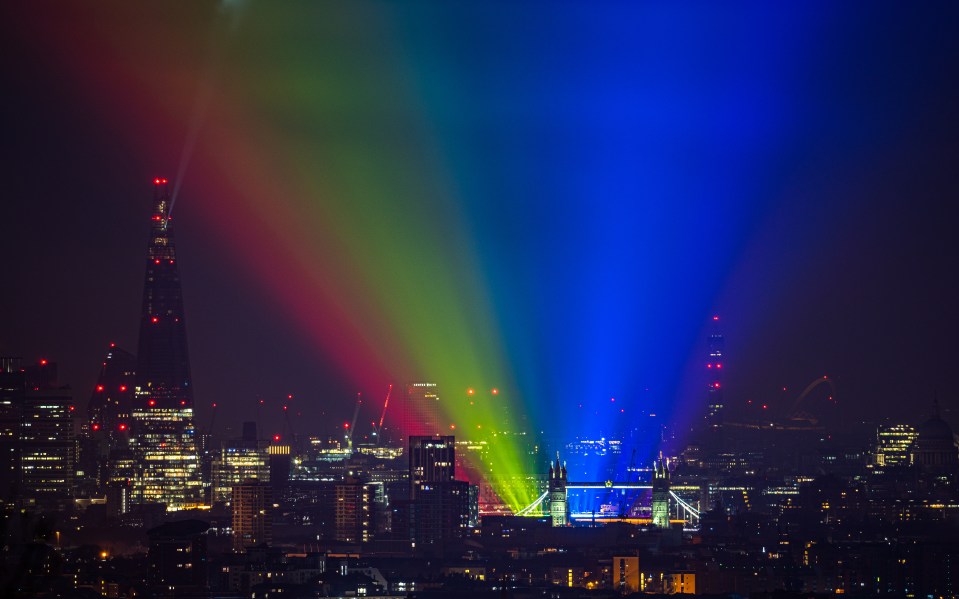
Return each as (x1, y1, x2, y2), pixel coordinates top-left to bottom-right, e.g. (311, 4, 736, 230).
(669, 490, 701, 522)
(515, 491, 548, 516)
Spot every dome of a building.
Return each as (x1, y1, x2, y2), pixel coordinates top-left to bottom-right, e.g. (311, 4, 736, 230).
(917, 415, 955, 443)
(912, 401, 958, 471)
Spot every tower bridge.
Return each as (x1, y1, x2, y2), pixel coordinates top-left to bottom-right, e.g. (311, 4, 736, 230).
(516, 454, 701, 529)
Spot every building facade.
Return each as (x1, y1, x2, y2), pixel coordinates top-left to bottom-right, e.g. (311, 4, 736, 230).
(408, 435, 454, 499)
(548, 455, 568, 527)
(232, 480, 273, 551)
(706, 316, 724, 430)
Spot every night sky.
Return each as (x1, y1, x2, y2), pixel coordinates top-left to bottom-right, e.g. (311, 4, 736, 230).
(2, 1, 958, 443)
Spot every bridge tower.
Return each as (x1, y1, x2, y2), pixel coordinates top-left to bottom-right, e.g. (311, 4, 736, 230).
(548, 454, 568, 527)
(651, 452, 670, 528)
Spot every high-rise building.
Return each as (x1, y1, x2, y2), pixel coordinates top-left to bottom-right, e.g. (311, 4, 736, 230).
(130, 178, 203, 509)
(334, 476, 375, 544)
(82, 344, 136, 493)
(0, 357, 25, 504)
(705, 316, 724, 430)
(403, 383, 442, 437)
(1, 359, 77, 509)
(874, 424, 918, 467)
(268, 443, 291, 496)
(87, 344, 136, 436)
(408, 435, 454, 499)
(412, 479, 471, 545)
(20, 360, 75, 510)
(212, 423, 269, 504)
(403, 435, 472, 545)
(0, 357, 26, 503)
(212, 447, 269, 505)
(232, 479, 273, 551)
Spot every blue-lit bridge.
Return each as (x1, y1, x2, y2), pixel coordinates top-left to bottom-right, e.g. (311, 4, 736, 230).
(515, 482, 702, 528)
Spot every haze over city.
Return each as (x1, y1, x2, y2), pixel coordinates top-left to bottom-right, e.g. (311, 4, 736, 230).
(3, 2, 958, 437)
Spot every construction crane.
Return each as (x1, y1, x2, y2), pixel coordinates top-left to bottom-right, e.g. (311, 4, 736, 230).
(206, 402, 218, 435)
(619, 448, 637, 518)
(371, 384, 393, 444)
(280, 394, 302, 454)
(346, 393, 362, 452)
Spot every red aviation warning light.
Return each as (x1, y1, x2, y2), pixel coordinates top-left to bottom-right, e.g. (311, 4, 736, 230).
(273, 434, 281, 442)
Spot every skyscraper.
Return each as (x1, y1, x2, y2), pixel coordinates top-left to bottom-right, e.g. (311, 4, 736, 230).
(406, 435, 471, 545)
(408, 435, 454, 499)
(130, 179, 203, 508)
(874, 424, 918, 468)
(87, 344, 136, 437)
(0, 357, 25, 504)
(403, 382, 442, 437)
(212, 422, 269, 504)
(21, 360, 75, 511)
(82, 344, 136, 493)
(232, 479, 273, 551)
(705, 316, 724, 430)
(334, 476, 376, 543)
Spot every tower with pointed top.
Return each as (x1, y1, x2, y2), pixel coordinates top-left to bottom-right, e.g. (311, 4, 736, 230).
(651, 452, 670, 528)
(548, 454, 568, 527)
(130, 179, 203, 508)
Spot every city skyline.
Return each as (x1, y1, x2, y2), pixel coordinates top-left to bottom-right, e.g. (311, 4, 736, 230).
(2, 3, 958, 447)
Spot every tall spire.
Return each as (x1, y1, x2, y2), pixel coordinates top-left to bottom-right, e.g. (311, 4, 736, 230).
(130, 178, 203, 509)
(135, 177, 193, 409)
